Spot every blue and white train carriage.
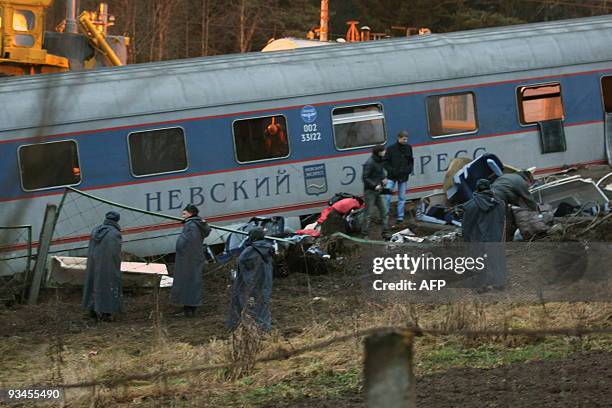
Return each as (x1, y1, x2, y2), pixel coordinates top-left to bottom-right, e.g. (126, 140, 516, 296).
(2, 15, 612, 274)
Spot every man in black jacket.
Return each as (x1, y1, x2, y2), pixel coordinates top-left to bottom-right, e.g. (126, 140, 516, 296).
(384, 130, 414, 223)
(362, 145, 389, 238)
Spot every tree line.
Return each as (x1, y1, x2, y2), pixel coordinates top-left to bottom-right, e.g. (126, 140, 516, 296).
(44, 0, 610, 64)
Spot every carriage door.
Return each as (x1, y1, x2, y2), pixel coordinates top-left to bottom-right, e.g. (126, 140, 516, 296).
(601, 76, 612, 165)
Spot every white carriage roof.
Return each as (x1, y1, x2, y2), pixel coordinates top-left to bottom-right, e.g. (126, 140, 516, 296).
(2, 14, 612, 133)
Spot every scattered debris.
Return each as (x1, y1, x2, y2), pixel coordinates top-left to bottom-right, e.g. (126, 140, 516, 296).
(445, 153, 504, 204)
(49, 256, 167, 287)
(531, 176, 610, 214)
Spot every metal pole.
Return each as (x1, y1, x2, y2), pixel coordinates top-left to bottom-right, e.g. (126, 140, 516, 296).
(364, 331, 416, 408)
(28, 204, 58, 305)
(98, 3, 109, 36)
(65, 0, 78, 34)
(320, 0, 329, 42)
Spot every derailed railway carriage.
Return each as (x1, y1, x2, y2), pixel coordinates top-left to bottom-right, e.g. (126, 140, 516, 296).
(2, 15, 612, 274)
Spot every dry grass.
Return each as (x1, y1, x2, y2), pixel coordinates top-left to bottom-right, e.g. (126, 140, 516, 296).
(1, 289, 611, 407)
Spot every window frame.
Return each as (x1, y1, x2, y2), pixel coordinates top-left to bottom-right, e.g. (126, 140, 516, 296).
(425, 91, 479, 138)
(127, 126, 189, 178)
(12, 9, 35, 32)
(231, 114, 291, 164)
(331, 102, 388, 151)
(17, 139, 83, 192)
(516, 81, 565, 126)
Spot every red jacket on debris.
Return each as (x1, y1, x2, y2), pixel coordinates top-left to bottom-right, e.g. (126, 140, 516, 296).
(317, 198, 364, 224)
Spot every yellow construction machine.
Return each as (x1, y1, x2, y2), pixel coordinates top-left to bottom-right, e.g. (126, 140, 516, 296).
(0, 0, 68, 75)
(0, 0, 126, 77)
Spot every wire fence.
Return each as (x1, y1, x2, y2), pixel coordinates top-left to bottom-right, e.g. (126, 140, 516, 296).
(0, 225, 33, 303)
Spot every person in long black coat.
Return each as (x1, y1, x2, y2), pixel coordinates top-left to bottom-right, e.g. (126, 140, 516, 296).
(171, 204, 211, 317)
(82, 211, 123, 321)
(226, 228, 275, 332)
(462, 179, 506, 289)
(463, 180, 506, 242)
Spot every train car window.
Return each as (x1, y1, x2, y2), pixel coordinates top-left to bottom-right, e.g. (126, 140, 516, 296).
(128, 127, 188, 177)
(19, 140, 81, 191)
(517, 83, 564, 125)
(332, 104, 386, 149)
(427, 92, 477, 137)
(233, 115, 289, 163)
(601, 76, 612, 113)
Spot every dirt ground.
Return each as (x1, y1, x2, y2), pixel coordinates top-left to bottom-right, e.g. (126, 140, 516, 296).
(279, 351, 612, 408)
(1, 165, 611, 407)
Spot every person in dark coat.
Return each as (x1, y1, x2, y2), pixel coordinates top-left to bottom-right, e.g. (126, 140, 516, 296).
(362, 145, 389, 239)
(171, 204, 211, 317)
(462, 179, 506, 289)
(226, 228, 275, 332)
(491, 170, 538, 239)
(384, 130, 414, 223)
(82, 211, 123, 321)
(491, 170, 538, 211)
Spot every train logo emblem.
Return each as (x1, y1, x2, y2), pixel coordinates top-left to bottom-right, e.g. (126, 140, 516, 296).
(303, 163, 328, 196)
(300, 105, 317, 123)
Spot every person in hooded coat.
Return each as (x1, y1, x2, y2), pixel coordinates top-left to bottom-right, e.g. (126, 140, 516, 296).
(171, 204, 211, 317)
(226, 228, 275, 332)
(463, 179, 506, 242)
(462, 179, 506, 289)
(82, 211, 123, 321)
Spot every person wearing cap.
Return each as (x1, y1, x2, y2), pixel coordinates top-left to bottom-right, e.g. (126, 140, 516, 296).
(171, 204, 211, 317)
(226, 228, 275, 332)
(383, 130, 414, 224)
(491, 170, 538, 211)
(82, 211, 123, 321)
(362, 144, 390, 239)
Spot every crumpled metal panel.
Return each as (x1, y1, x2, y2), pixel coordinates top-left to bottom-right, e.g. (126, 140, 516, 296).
(531, 176, 610, 210)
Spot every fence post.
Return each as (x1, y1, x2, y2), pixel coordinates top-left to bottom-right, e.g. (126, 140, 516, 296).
(28, 204, 58, 305)
(364, 330, 416, 408)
